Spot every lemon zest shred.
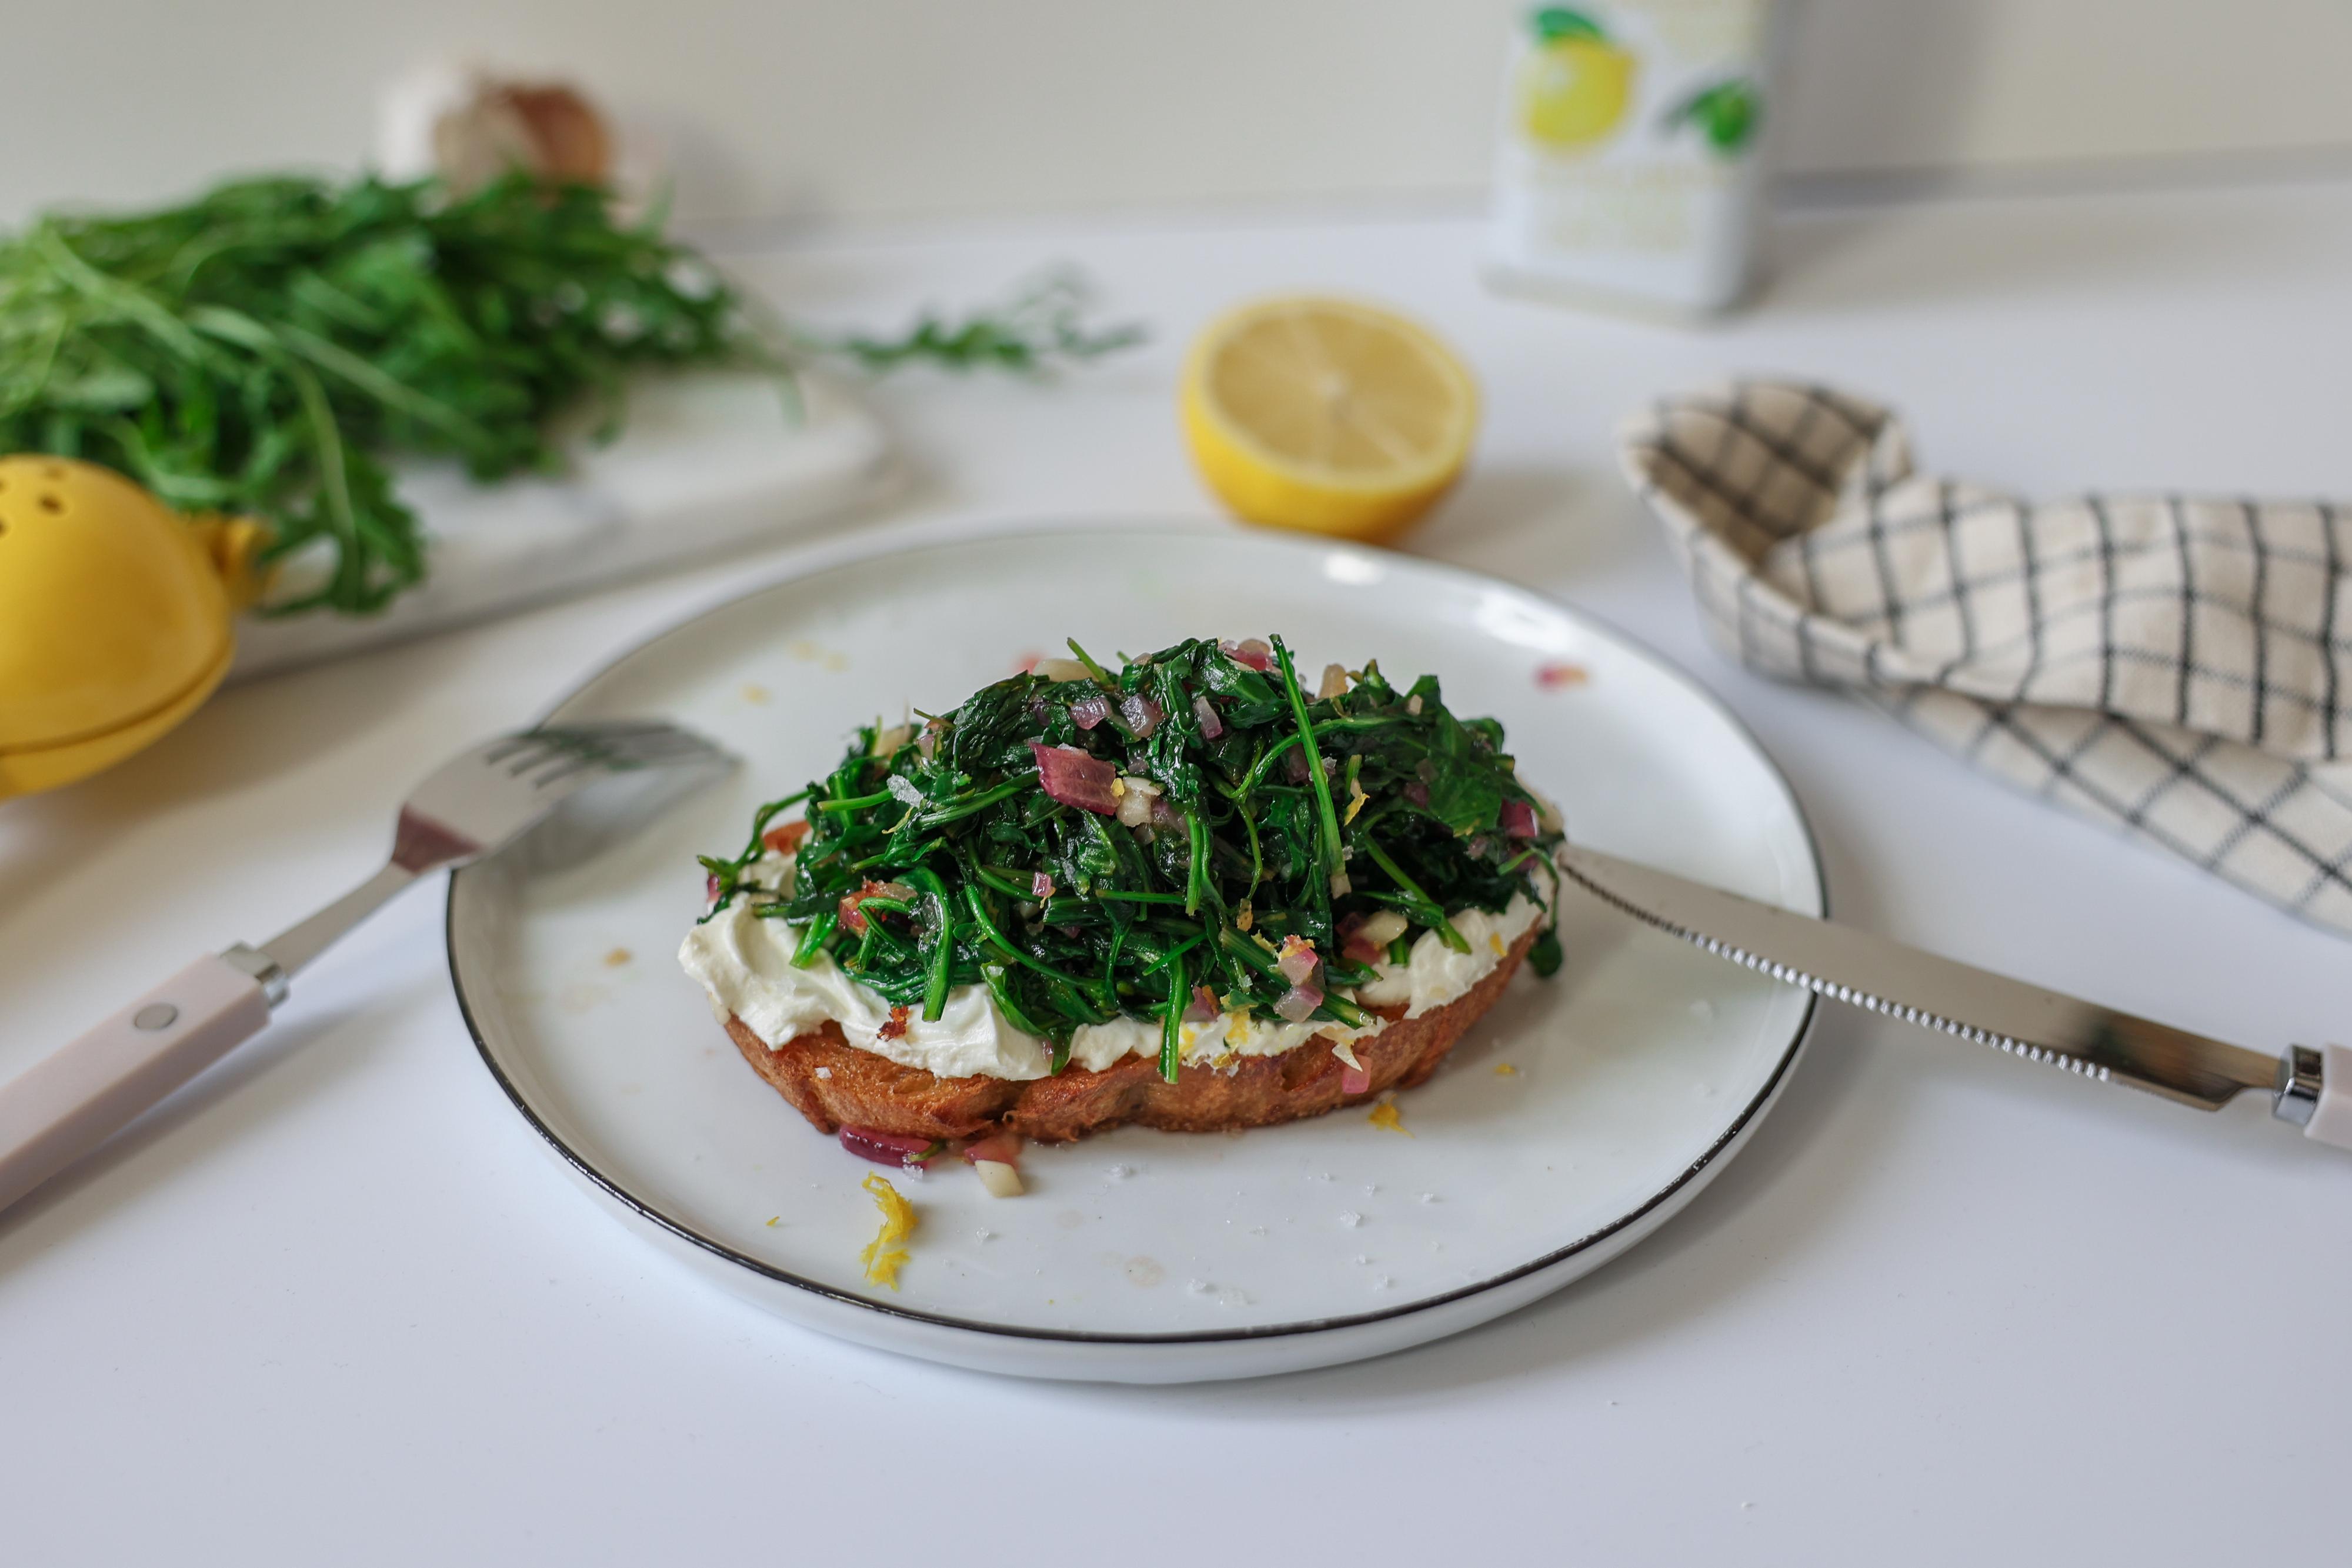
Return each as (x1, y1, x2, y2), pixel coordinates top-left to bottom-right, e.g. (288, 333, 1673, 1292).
(860, 1173, 917, 1289)
(1494, 1063, 1517, 1077)
(1367, 1097, 1412, 1136)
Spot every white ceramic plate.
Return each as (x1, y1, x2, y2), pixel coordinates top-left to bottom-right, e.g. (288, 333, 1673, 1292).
(447, 520, 1821, 1382)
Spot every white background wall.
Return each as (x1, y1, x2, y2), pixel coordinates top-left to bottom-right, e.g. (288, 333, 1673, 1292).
(5, 0, 2352, 226)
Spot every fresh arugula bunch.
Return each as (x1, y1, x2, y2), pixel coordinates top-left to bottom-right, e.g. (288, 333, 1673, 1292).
(701, 636, 1564, 1082)
(0, 174, 1142, 616)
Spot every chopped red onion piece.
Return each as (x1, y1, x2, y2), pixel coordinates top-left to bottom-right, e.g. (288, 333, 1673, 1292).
(1120, 692, 1165, 737)
(1028, 740, 1119, 815)
(1274, 980, 1324, 1023)
(1031, 870, 1056, 899)
(1402, 779, 1430, 807)
(1339, 1060, 1372, 1096)
(839, 878, 918, 935)
(1337, 914, 1382, 966)
(1184, 984, 1219, 1023)
(1275, 935, 1320, 986)
(705, 872, 722, 903)
(1069, 692, 1112, 730)
(1500, 799, 1540, 839)
(916, 721, 942, 760)
(1192, 695, 1225, 739)
(840, 1126, 939, 1167)
(1220, 638, 1275, 672)
(962, 1132, 1023, 1167)
(1150, 794, 1185, 830)
(1285, 745, 1312, 783)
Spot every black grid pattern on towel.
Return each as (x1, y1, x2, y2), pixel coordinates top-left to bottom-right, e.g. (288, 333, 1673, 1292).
(1619, 380, 2352, 936)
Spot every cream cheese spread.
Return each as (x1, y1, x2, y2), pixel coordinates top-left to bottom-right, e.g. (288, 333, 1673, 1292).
(679, 850, 1553, 1082)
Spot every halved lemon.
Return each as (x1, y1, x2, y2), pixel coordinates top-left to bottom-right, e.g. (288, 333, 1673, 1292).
(1180, 296, 1478, 543)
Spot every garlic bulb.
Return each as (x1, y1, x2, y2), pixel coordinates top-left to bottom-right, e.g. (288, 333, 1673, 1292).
(376, 61, 611, 192)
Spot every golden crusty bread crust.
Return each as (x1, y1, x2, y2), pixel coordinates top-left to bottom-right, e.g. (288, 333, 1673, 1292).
(723, 926, 1536, 1143)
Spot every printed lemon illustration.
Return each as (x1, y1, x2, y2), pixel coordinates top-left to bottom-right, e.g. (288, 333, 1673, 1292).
(1180, 296, 1477, 543)
(1516, 7, 1636, 151)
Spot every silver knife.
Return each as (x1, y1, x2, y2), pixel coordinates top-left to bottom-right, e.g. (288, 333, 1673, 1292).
(1555, 843, 2351, 1150)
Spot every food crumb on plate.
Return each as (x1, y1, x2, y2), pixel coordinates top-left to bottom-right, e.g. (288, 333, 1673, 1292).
(741, 683, 771, 705)
(1367, 1097, 1410, 1136)
(1494, 1063, 1517, 1076)
(1534, 661, 1589, 689)
(602, 947, 633, 968)
(1339, 1210, 1363, 1228)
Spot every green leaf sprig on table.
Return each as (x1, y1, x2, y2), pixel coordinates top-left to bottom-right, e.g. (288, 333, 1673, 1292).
(0, 174, 1144, 616)
(813, 271, 1146, 376)
(700, 636, 1564, 1082)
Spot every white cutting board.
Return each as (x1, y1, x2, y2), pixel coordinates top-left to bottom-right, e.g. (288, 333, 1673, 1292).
(230, 370, 892, 679)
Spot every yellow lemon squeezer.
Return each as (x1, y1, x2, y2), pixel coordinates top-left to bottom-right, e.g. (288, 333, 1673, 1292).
(0, 457, 265, 800)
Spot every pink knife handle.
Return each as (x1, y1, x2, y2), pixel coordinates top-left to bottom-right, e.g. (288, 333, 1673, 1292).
(2300, 1045, 2352, 1150)
(0, 955, 271, 1214)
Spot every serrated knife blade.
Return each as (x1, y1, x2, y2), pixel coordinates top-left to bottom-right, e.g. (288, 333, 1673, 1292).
(1554, 843, 2326, 1130)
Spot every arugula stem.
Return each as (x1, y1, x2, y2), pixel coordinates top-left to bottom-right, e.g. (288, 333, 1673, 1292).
(914, 778, 1027, 826)
(902, 866, 956, 1022)
(1271, 637, 1347, 891)
(960, 879, 1113, 1005)
(1159, 947, 1187, 1083)
(817, 789, 895, 814)
(1357, 838, 1470, 952)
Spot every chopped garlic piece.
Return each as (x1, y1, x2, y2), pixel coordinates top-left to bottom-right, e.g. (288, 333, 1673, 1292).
(972, 1159, 1024, 1198)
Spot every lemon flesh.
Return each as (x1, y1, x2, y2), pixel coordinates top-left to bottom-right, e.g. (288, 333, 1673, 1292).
(1180, 298, 1477, 543)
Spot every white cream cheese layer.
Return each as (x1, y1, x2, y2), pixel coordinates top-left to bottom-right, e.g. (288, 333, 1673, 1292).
(678, 850, 1553, 1082)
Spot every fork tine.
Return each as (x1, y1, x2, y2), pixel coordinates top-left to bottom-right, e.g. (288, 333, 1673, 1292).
(607, 730, 720, 764)
(481, 736, 547, 767)
(529, 756, 603, 789)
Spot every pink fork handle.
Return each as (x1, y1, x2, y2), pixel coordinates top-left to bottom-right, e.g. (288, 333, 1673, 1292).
(0, 955, 270, 1214)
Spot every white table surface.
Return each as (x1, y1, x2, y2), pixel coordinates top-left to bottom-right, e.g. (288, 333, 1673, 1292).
(7, 177, 2351, 1566)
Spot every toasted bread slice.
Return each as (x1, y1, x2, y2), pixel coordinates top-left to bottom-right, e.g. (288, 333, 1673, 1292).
(723, 925, 1535, 1143)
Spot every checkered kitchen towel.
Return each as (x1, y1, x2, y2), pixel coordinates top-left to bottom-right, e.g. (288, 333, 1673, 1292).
(1616, 380, 2352, 936)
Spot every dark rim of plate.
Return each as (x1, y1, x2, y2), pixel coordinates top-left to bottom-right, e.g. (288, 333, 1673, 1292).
(444, 519, 1826, 1350)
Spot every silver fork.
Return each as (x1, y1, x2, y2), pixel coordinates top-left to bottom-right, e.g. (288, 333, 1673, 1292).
(0, 719, 735, 1215)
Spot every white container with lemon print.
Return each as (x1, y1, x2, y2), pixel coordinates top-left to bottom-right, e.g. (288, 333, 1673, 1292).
(1486, 1, 1773, 317)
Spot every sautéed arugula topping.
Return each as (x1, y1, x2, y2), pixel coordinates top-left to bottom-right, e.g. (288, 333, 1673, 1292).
(700, 636, 1564, 1082)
